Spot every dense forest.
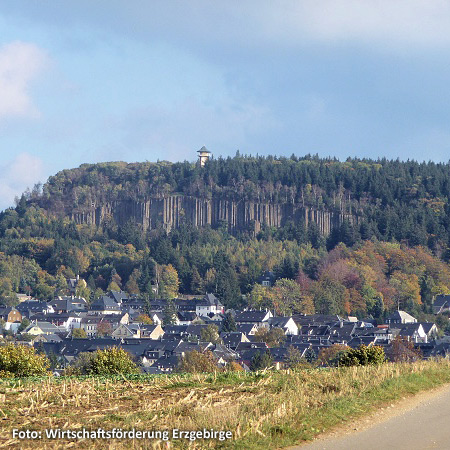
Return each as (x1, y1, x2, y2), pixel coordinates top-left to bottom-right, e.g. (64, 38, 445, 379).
(1, 154, 450, 321)
(35, 153, 450, 248)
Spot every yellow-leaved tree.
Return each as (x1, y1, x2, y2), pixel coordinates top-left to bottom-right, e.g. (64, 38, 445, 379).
(159, 264, 179, 299)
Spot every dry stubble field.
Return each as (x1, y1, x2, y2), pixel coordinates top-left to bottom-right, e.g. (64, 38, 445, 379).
(1, 359, 450, 449)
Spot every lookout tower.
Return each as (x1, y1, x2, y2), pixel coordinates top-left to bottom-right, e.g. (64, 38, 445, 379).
(197, 146, 211, 167)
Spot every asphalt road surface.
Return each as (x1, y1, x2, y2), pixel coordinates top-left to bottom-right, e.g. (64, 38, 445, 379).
(297, 384, 450, 450)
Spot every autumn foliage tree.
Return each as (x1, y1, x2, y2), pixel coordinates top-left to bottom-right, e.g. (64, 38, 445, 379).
(159, 264, 180, 299)
(388, 336, 422, 362)
(177, 350, 218, 373)
(317, 344, 349, 367)
(97, 321, 113, 337)
(253, 327, 286, 347)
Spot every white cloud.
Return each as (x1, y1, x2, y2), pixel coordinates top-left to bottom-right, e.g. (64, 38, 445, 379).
(290, 0, 450, 48)
(83, 1, 450, 50)
(0, 153, 44, 211)
(6, 1, 450, 54)
(0, 41, 48, 119)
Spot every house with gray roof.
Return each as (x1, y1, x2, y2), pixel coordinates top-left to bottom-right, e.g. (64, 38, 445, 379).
(235, 310, 273, 328)
(386, 310, 417, 325)
(140, 324, 165, 340)
(90, 296, 122, 315)
(236, 323, 258, 336)
(52, 297, 87, 313)
(195, 293, 224, 316)
(112, 323, 141, 339)
(221, 332, 250, 349)
(432, 295, 450, 315)
(257, 271, 276, 287)
(396, 323, 428, 343)
(23, 320, 64, 336)
(17, 301, 54, 318)
(268, 316, 298, 335)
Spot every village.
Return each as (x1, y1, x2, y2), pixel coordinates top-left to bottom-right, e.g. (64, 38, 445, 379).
(1, 273, 449, 374)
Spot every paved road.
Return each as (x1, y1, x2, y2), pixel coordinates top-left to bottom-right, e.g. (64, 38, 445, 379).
(298, 385, 450, 450)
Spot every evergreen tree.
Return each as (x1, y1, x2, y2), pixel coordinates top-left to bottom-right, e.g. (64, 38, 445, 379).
(190, 267, 204, 294)
(250, 350, 273, 371)
(222, 312, 237, 332)
(304, 348, 316, 363)
(213, 251, 241, 308)
(162, 299, 177, 326)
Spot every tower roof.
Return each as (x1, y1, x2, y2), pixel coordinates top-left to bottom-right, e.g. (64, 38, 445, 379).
(197, 146, 211, 154)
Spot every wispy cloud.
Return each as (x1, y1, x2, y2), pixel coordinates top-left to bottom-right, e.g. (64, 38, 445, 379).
(93, 97, 279, 162)
(292, 0, 450, 48)
(0, 153, 44, 211)
(5, 1, 450, 53)
(0, 41, 49, 119)
(5, 0, 450, 51)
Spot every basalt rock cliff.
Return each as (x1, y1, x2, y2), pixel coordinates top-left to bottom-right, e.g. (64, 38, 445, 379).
(70, 195, 353, 235)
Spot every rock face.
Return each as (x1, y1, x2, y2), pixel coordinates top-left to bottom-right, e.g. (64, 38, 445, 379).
(70, 195, 354, 235)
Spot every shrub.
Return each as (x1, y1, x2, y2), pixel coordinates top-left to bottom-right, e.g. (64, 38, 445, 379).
(227, 361, 244, 372)
(178, 350, 219, 373)
(0, 344, 50, 377)
(338, 345, 385, 367)
(71, 347, 139, 375)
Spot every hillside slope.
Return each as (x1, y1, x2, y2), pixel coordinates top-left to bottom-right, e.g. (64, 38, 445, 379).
(30, 155, 450, 246)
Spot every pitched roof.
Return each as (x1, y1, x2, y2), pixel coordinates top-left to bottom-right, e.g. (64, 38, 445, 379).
(235, 311, 271, 322)
(293, 314, 342, 326)
(268, 317, 295, 328)
(236, 323, 257, 334)
(386, 310, 417, 322)
(25, 321, 62, 334)
(398, 323, 424, 337)
(197, 293, 223, 307)
(347, 336, 377, 348)
(155, 354, 179, 369)
(90, 296, 121, 311)
(0, 306, 15, 316)
(185, 324, 211, 337)
(420, 322, 437, 334)
(235, 341, 268, 353)
(17, 301, 52, 313)
(434, 294, 450, 307)
(163, 325, 188, 334)
(177, 311, 198, 321)
(109, 291, 129, 303)
(221, 332, 248, 348)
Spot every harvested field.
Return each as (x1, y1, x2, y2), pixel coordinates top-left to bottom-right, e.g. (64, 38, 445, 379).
(1, 359, 450, 449)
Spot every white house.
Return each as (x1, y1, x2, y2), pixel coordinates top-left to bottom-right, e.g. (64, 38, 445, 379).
(234, 310, 273, 329)
(195, 294, 224, 317)
(386, 310, 417, 325)
(268, 317, 299, 335)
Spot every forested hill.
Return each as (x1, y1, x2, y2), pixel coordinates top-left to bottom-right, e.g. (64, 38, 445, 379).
(1, 153, 450, 321)
(32, 154, 450, 247)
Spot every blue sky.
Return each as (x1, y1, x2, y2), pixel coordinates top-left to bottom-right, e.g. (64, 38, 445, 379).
(2, 1, 450, 210)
